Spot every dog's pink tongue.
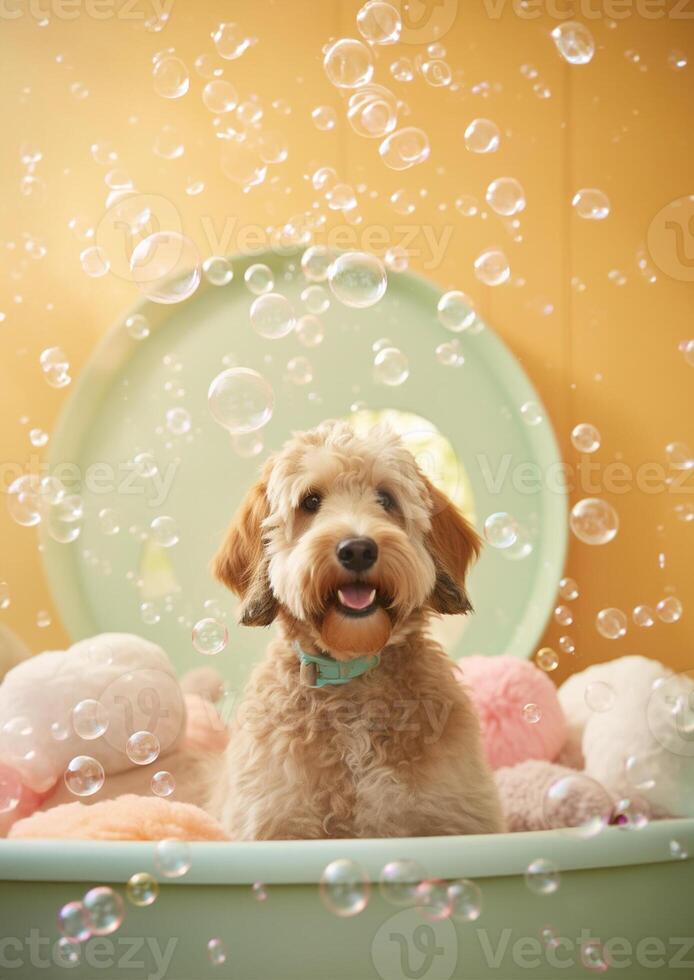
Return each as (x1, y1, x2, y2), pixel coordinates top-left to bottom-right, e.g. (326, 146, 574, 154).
(339, 584, 375, 610)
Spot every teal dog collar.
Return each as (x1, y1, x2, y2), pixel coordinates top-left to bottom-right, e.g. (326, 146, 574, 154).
(294, 643, 380, 689)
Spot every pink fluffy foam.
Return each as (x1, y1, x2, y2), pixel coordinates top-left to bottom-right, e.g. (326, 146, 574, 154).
(456, 655, 567, 769)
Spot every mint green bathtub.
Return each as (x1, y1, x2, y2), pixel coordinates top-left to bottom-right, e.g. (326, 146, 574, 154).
(2, 252, 690, 979)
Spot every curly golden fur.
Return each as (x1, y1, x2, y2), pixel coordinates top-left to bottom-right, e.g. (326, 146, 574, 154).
(207, 420, 504, 839)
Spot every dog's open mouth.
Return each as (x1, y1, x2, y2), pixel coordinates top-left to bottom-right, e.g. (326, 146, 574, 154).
(335, 583, 378, 618)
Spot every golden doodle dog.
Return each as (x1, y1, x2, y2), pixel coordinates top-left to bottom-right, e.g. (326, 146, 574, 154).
(207, 420, 504, 839)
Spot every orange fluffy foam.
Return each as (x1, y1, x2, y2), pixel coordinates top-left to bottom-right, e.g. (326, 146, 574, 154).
(9, 794, 229, 841)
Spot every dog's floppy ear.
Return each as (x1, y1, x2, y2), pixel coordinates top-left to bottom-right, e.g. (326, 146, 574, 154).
(212, 479, 279, 627)
(422, 475, 481, 616)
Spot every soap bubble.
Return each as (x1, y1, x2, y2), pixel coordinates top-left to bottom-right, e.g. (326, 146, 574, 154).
(232, 432, 264, 457)
(390, 189, 415, 215)
(551, 22, 595, 65)
(140, 601, 160, 626)
(207, 938, 227, 966)
(150, 516, 179, 548)
(421, 59, 452, 87)
(165, 407, 192, 436)
(202, 79, 238, 113)
(296, 314, 324, 347)
(415, 880, 452, 921)
(384, 246, 408, 272)
(252, 882, 268, 901)
(572, 189, 610, 220)
(596, 608, 627, 639)
(83, 887, 124, 936)
(325, 182, 357, 211)
(633, 604, 655, 628)
(7, 475, 42, 527)
(356, 1, 401, 44)
(153, 124, 184, 160)
(483, 512, 519, 549)
(668, 49, 688, 70)
(379, 859, 425, 906)
(581, 941, 609, 974)
(203, 256, 233, 286)
(219, 138, 266, 188)
(258, 130, 288, 165)
(558, 577, 579, 600)
(312, 166, 338, 192)
(390, 57, 414, 81)
(571, 423, 601, 453)
(29, 429, 49, 448)
(208, 367, 274, 434)
(192, 618, 228, 655)
(323, 39, 374, 89)
(558, 635, 575, 655)
(311, 105, 337, 131)
(72, 699, 109, 740)
(464, 118, 500, 154)
(40, 346, 71, 387)
(554, 604, 573, 626)
(154, 839, 192, 878)
(2, 716, 34, 761)
(64, 756, 105, 797)
(625, 753, 657, 791)
(656, 596, 682, 623)
(379, 127, 430, 170)
(80, 246, 110, 278)
(152, 56, 189, 99)
(585, 681, 616, 713)
(437, 290, 477, 332)
(151, 770, 175, 797)
(374, 347, 409, 386)
(485, 178, 526, 216)
(286, 356, 313, 385)
(535, 647, 559, 672)
(56, 939, 81, 967)
(301, 285, 331, 315)
(670, 839, 689, 859)
(665, 441, 693, 470)
(474, 248, 510, 286)
(58, 901, 91, 942)
(320, 859, 369, 916)
(540, 926, 560, 950)
(525, 858, 560, 895)
(250, 292, 296, 339)
(435, 340, 464, 367)
(674, 501, 694, 522)
(124, 314, 150, 340)
(522, 703, 542, 724)
(212, 22, 252, 60)
(570, 498, 619, 545)
(301, 246, 332, 282)
(126, 872, 158, 906)
(347, 84, 398, 138)
(126, 731, 160, 766)
(46, 494, 84, 544)
(244, 263, 274, 295)
(0, 769, 21, 814)
(614, 797, 649, 831)
(520, 401, 543, 426)
(446, 879, 482, 922)
(328, 251, 387, 308)
(130, 232, 201, 305)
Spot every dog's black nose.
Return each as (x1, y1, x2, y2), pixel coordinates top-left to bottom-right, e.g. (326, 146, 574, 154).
(336, 537, 378, 572)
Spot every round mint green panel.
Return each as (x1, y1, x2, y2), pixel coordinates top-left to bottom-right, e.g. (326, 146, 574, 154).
(44, 251, 566, 690)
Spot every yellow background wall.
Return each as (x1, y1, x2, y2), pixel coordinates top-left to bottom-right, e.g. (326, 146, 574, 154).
(0, 0, 691, 683)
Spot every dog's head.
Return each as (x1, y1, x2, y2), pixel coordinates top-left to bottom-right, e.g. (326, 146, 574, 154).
(212, 420, 480, 660)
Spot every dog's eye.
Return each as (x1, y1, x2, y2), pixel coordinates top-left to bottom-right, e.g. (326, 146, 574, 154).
(377, 489, 396, 512)
(300, 492, 322, 513)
